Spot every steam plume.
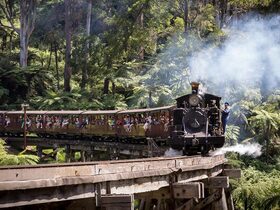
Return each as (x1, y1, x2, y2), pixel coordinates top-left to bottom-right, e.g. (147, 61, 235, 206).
(189, 16, 280, 97)
(212, 143, 262, 157)
(164, 148, 183, 157)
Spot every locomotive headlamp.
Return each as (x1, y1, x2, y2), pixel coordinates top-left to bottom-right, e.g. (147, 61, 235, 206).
(189, 94, 200, 106)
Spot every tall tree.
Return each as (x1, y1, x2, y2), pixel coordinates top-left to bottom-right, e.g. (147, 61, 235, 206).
(81, 0, 92, 90)
(64, 0, 72, 92)
(0, 0, 36, 67)
(19, 0, 36, 67)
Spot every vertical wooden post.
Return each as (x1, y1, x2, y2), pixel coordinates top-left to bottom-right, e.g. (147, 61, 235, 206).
(145, 198, 151, 210)
(21, 104, 29, 149)
(139, 199, 145, 210)
(81, 150, 86, 162)
(37, 146, 42, 158)
(211, 188, 228, 210)
(65, 145, 71, 163)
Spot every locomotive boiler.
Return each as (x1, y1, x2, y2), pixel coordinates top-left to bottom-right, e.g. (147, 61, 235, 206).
(170, 82, 225, 155)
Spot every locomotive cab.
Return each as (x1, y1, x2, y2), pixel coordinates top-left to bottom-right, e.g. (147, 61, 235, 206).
(170, 82, 225, 155)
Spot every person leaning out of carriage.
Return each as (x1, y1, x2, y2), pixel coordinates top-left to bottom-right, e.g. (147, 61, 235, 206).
(221, 102, 230, 134)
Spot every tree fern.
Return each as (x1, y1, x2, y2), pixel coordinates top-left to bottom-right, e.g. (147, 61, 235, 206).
(0, 139, 39, 166)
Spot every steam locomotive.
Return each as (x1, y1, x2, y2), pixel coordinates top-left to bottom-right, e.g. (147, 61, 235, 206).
(170, 82, 224, 155)
(0, 82, 225, 155)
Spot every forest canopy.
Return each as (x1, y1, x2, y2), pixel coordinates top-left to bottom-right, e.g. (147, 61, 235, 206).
(0, 0, 279, 110)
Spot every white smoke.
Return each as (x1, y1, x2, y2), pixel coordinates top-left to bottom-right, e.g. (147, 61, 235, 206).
(212, 143, 262, 157)
(189, 16, 280, 95)
(164, 148, 183, 157)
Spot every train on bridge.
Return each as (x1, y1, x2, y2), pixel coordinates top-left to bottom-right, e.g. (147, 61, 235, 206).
(0, 82, 225, 155)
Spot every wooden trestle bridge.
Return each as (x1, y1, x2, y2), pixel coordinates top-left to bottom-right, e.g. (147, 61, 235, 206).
(0, 154, 240, 210)
(5, 136, 166, 160)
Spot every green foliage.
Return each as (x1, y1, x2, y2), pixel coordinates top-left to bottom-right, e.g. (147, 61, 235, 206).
(229, 0, 273, 10)
(0, 139, 39, 166)
(225, 125, 240, 145)
(248, 109, 279, 141)
(231, 167, 280, 210)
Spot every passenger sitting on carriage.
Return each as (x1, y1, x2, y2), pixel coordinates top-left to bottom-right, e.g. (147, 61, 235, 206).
(80, 117, 89, 128)
(164, 117, 169, 132)
(26, 117, 32, 128)
(134, 117, 139, 124)
(153, 117, 160, 125)
(62, 118, 69, 128)
(46, 116, 52, 128)
(21, 116, 31, 128)
(36, 115, 43, 128)
(4, 116, 10, 127)
(108, 116, 115, 128)
(129, 117, 135, 131)
(53, 117, 60, 128)
(123, 116, 131, 132)
(160, 115, 165, 124)
(143, 116, 152, 131)
(74, 117, 80, 128)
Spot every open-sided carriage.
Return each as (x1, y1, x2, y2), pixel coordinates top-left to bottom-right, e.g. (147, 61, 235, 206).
(0, 106, 174, 144)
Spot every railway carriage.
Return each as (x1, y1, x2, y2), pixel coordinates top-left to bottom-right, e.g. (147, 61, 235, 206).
(81, 110, 118, 138)
(117, 106, 173, 140)
(43, 110, 83, 138)
(2, 111, 47, 136)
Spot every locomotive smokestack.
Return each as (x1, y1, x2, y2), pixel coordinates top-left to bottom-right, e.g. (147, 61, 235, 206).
(191, 82, 200, 93)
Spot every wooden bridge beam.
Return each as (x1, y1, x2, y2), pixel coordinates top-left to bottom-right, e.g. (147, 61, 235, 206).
(204, 176, 229, 189)
(101, 194, 134, 210)
(173, 182, 204, 199)
(222, 169, 241, 178)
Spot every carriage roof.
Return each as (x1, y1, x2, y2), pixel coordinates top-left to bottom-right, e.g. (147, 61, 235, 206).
(2, 105, 175, 116)
(6, 111, 48, 115)
(45, 110, 84, 115)
(82, 110, 119, 115)
(118, 105, 174, 114)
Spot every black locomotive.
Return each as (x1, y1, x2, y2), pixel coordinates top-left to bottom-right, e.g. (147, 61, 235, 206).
(170, 82, 224, 155)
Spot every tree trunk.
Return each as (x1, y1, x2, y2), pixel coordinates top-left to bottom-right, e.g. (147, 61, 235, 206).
(54, 43, 59, 90)
(81, 0, 92, 90)
(1, 32, 7, 51)
(19, 0, 36, 68)
(112, 81, 116, 95)
(212, 0, 220, 28)
(184, 0, 188, 34)
(148, 90, 152, 108)
(9, 31, 14, 50)
(219, 0, 227, 28)
(103, 78, 110, 94)
(19, 33, 28, 67)
(138, 12, 144, 60)
(244, 197, 248, 210)
(64, 0, 72, 92)
(47, 43, 52, 70)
